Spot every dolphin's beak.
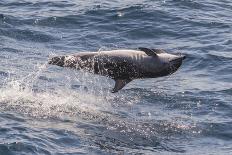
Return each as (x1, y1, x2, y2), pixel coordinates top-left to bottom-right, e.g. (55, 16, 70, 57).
(171, 55, 186, 63)
(182, 55, 186, 60)
(169, 55, 185, 70)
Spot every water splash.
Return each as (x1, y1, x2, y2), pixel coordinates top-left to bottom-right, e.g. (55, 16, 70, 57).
(0, 59, 200, 153)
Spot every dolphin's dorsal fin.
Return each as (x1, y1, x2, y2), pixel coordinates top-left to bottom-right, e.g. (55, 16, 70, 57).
(138, 47, 157, 57)
(112, 79, 131, 93)
(152, 49, 166, 54)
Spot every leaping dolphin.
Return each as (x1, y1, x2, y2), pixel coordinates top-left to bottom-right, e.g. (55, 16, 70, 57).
(48, 48, 186, 93)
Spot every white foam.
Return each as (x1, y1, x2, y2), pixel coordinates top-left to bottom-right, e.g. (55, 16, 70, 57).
(0, 63, 117, 121)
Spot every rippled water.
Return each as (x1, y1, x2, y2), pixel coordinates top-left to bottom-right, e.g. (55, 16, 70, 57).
(0, 0, 232, 154)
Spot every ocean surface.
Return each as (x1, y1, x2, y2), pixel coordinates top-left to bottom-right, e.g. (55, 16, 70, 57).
(0, 0, 231, 154)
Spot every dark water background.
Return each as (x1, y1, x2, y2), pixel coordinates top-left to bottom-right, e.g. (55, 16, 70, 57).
(0, 0, 232, 154)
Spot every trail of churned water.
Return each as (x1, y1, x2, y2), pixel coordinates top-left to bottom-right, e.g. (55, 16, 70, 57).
(0, 63, 108, 119)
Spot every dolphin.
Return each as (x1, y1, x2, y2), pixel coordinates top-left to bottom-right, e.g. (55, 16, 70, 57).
(48, 47, 185, 93)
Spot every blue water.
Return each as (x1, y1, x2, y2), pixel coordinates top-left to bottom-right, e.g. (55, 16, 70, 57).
(0, 0, 231, 154)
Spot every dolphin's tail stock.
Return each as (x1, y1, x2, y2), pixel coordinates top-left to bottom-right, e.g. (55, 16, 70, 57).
(48, 55, 78, 68)
(48, 56, 66, 67)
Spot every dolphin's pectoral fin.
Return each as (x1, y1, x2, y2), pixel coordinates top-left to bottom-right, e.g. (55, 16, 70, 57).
(138, 47, 157, 57)
(112, 79, 131, 93)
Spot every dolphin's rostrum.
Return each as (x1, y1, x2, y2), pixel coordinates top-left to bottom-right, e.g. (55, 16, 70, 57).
(49, 48, 186, 93)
